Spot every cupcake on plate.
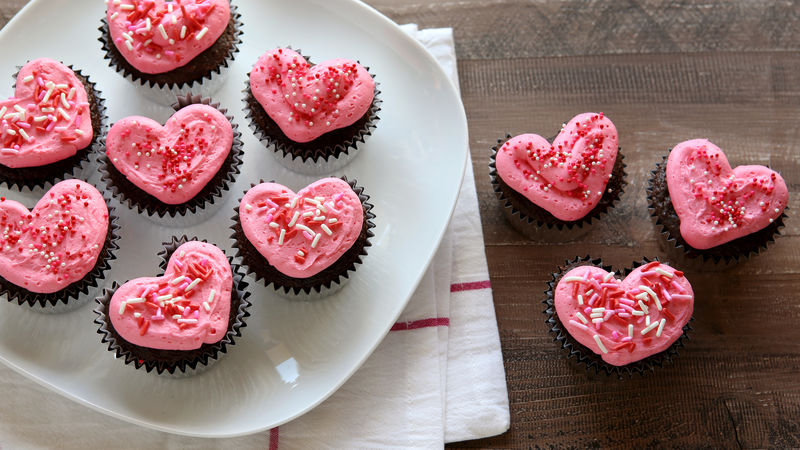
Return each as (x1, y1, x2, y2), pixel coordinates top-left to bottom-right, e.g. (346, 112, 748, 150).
(544, 256, 694, 376)
(99, 0, 242, 103)
(231, 177, 375, 298)
(648, 139, 789, 264)
(0, 58, 107, 190)
(489, 112, 626, 240)
(94, 236, 250, 376)
(244, 48, 381, 175)
(100, 93, 243, 225)
(0, 180, 119, 313)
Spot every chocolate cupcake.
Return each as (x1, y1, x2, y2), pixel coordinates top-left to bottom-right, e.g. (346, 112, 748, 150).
(0, 180, 119, 313)
(99, 0, 242, 104)
(100, 93, 243, 226)
(0, 58, 107, 190)
(243, 47, 381, 175)
(647, 139, 789, 265)
(94, 236, 251, 376)
(489, 113, 626, 241)
(544, 256, 694, 377)
(231, 177, 375, 298)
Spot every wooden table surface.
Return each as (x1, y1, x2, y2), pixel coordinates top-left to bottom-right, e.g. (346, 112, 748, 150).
(3, 1, 800, 448)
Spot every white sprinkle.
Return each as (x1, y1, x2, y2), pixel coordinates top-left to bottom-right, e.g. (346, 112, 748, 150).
(297, 250, 305, 257)
(628, 324, 634, 338)
(591, 307, 606, 313)
(321, 224, 333, 235)
(287, 211, 300, 227)
(302, 211, 314, 217)
(172, 314, 182, 320)
(178, 319, 198, 324)
(133, 312, 141, 318)
(57, 108, 71, 120)
(577, 294, 584, 305)
(278, 229, 286, 245)
(170, 275, 185, 285)
(110, 11, 119, 20)
(208, 289, 216, 303)
(60, 93, 70, 108)
(127, 298, 145, 304)
(576, 312, 589, 324)
(119, 3, 134, 10)
(68, 87, 76, 100)
(180, 251, 185, 258)
(22, 75, 34, 83)
(593, 335, 608, 354)
(295, 224, 314, 235)
(196, 27, 209, 40)
(245, 203, 253, 211)
(646, 315, 651, 326)
(180, 25, 187, 39)
(42, 85, 55, 103)
(269, 222, 280, 228)
(641, 322, 659, 335)
(18, 129, 31, 142)
(638, 300, 649, 314)
(603, 271, 615, 282)
(157, 294, 172, 301)
(592, 318, 604, 323)
(656, 318, 666, 337)
(563, 276, 587, 283)
(639, 285, 662, 311)
(158, 23, 168, 40)
(125, 40, 134, 51)
(203, 302, 211, 312)
(654, 268, 673, 278)
(590, 312, 603, 319)
(311, 233, 322, 248)
(632, 310, 645, 316)
(328, 218, 338, 224)
(118, 301, 127, 315)
(185, 278, 201, 292)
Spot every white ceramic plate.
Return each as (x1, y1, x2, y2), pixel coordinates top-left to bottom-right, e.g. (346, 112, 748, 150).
(0, 0, 467, 438)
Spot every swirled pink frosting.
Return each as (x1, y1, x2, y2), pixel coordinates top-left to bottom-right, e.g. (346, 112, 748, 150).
(555, 261, 693, 366)
(495, 113, 618, 221)
(249, 48, 375, 143)
(0, 180, 108, 293)
(666, 139, 789, 250)
(0, 58, 92, 168)
(239, 178, 364, 278)
(106, 0, 230, 74)
(106, 104, 233, 205)
(109, 241, 232, 351)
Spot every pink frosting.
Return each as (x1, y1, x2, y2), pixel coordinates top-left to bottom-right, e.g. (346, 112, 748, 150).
(106, 0, 230, 74)
(666, 139, 789, 250)
(495, 113, 618, 221)
(239, 178, 364, 278)
(109, 241, 232, 351)
(106, 104, 233, 205)
(249, 48, 375, 143)
(555, 262, 693, 366)
(0, 58, 93, 168)
(0, 180, 108, 293)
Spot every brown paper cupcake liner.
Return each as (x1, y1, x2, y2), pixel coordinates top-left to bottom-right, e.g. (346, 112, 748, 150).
(489, 134, 626, 240)
(93, 235, 251, 377)
(98, 2, 242, 94)
(544, 256, 693, 378)
(242, 48, 382, 175)
(647, 154, 788, 265)
(1, 197, 120, 313)
(99, 93, 243, 224)
(230, 176, 376, 297)
(0, 64, 108, 191)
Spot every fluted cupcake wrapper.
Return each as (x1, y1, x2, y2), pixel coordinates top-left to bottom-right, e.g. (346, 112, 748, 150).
(98, 3, 243, 105)
(544, 256, 693, 378)
(1, 196, 120, 313)
(489, 134, 627, 242)
(230, 176, 376, 298)
(242, 48, 382, 176)
(646, 154, 788, 266)
(93, 235, 251, 377)
(99, 92, 243, 226)
(0, 63, 108, 192)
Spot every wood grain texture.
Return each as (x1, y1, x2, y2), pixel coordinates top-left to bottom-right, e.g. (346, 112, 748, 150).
(2, 0, 800, 447)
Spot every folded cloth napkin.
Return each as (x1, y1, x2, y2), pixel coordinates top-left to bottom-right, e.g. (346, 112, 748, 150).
(0, 25, 509, 449)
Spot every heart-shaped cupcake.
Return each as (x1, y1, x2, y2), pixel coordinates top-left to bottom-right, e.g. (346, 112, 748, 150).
(0, 58, 93, 169)
(0, 180, 108, 293)
(495, 113, 618, 221)
(555, 261, 693, 367)
(249, 48, 375, 143)
(106, 0, 230, 74)
(239, 178, 364, 278)
(109, 241, 231, 351)
(666, 139, 789, 250)
(106, 104, 233, 205)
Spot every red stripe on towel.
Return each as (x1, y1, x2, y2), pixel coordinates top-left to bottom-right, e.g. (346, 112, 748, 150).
(269, 427, 279, 450)
(391, 317, 450, 331)
(450, 280, 491, 292)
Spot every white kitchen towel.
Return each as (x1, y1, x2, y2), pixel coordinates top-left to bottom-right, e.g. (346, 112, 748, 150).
(0, 25, 509, 449)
